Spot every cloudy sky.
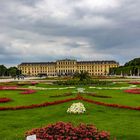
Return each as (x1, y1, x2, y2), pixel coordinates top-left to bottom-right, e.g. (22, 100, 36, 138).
(0, 0, 140, 67)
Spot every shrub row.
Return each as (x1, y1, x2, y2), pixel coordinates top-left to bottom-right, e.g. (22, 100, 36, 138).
(53, 80, 112, 86)
(25, 122, 110, 140)
(87, 93, 112, 98)
(49, 93, 73, 98)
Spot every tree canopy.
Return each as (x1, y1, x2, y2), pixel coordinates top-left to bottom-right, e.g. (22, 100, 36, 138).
(0, 65, 21, 77)
(109, 58, 140, 76)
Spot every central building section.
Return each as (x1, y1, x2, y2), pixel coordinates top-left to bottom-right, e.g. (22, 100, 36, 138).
(56, 59, 77, 76)
(18, 59, 119, 76)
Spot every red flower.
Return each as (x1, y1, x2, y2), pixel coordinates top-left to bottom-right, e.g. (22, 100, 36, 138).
(124, 89, 140, 94)
(0, 98, 12, 103)
(25, 122, 110, 140)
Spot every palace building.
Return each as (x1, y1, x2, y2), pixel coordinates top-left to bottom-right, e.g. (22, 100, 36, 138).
(18, 59, 119, 76)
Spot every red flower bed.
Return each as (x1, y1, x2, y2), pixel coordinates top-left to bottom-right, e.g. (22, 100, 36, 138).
(20, 89, 37, 94)
(25, 122, 110, 140)
(0, 86, 18, 90)
(31, 81, 38, 86)
(0, 98, 12, 103)
(0, 86, 37, 95)
(124, 89, 140, 94)
(129, 82, 140, 85)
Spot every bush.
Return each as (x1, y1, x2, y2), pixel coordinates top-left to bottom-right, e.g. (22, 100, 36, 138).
(25, 122, 110, 140)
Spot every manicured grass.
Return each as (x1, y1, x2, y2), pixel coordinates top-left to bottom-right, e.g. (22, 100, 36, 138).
(84, 89, 140, 107)
(0, 101, 140, 140)
(0, 89, 76, 107)
(0, 81, 140, 139)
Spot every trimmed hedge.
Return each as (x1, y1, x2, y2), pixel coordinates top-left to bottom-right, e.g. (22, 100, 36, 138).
(87, 93, 112, 98)
(53, 80, 112, 86)
(49, 93, 73, 98)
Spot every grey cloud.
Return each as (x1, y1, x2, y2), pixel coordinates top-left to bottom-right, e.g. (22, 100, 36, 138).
(0, 0, 140, 66)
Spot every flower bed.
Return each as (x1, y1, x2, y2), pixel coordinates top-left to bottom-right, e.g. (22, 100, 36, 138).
(0, 86, 18, 90)
(129, 82, 140, 85)
(0, 98, 12, 103)
(67, 102, 86, 114)
(17, 81, 38, 86)
(124, 89, 140, 94)
(0, 86, 37, 95)
(25, 122, 110, 140)
(31, 81, 38, 86)
(20, 89, 36, 94)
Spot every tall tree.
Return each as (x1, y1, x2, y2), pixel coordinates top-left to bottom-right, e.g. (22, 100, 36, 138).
(0, 65, 7, 76)
(7, 67, 21, 77)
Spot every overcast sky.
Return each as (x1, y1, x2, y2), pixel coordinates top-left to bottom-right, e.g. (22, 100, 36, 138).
(0, 0, 140, 67)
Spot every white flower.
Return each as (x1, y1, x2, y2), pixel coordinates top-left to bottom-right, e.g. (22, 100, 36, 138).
(67, 102, 86, 114)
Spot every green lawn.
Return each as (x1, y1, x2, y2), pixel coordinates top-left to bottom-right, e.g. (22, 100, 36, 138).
(0, 81, 140, 139)
(0, 101, 140, 140)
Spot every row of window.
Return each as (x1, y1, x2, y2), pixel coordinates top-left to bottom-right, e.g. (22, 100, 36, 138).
(57, 61, 76, 65)
(20, 65, 117, 70)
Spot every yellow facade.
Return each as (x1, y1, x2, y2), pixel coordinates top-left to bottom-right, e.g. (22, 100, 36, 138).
(18, 59, 119, 76)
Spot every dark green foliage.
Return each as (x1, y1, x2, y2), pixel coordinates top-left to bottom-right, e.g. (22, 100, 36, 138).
(73, 71, 90, 81)
(0, 65, 21, 77)
(0, 65, 7, 76)
(109, 57, 140, 76)
(53, 79, 112, 86)
(125, 58, 140, 66)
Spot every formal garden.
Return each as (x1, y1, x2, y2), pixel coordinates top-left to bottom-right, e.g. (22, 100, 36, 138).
(0, 76, 140, 140)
